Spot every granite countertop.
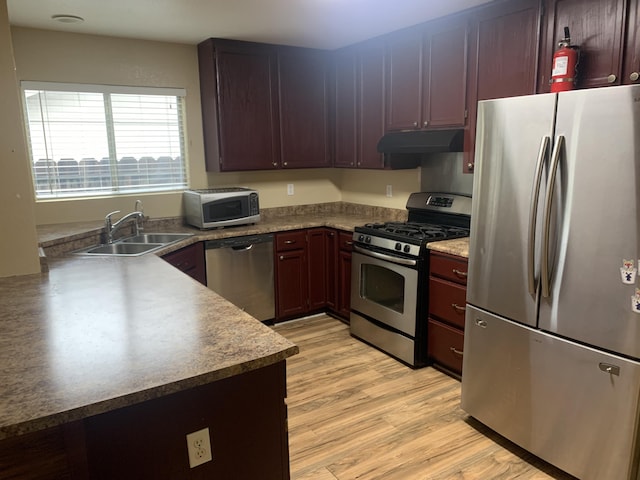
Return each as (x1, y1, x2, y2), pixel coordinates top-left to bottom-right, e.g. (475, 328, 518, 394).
(427, 237, 470, 258)
(10, 206, 467, 442)
(0, 254, 298, 440)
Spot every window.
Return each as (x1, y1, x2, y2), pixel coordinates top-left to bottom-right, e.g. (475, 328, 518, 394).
(21, 82, 188, 199)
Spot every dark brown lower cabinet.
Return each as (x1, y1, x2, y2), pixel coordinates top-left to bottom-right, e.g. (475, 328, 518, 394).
(0, 362, 290, 480)
(161, 242, 206, 285)
(335, 231, 353, 320)
(427, 251, 469, 378)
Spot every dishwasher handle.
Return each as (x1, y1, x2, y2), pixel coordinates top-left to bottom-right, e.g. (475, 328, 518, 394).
(205, 233, 273, 250)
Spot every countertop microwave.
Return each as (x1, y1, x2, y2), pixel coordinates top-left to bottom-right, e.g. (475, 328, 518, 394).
(183, 188, 260, 229)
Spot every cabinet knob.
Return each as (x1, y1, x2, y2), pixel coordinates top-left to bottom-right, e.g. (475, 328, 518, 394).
(423, 121, 429, 127)
(467, 163, 474, 171)
(607, 74, 617, 83)
(272, 162, 277, 167)
(412, 121, 418, 127)
(630, 72, 640, 82)
(279, 255, 284, 260)
(283, 161, 288, 166)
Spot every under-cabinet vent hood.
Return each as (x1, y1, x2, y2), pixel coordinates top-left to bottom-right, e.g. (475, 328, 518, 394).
(377, 129, 464, 154)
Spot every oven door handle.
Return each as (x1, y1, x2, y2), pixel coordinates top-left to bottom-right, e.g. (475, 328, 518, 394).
(353, 245, 418, 267)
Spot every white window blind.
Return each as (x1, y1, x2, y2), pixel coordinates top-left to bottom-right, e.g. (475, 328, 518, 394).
(21, 82, 188, 199)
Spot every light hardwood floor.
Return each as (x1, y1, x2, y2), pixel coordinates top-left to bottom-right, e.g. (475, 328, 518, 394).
(274, 315, 576, 480)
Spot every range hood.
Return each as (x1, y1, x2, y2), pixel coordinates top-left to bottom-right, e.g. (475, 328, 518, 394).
(377, 129, 464, 154)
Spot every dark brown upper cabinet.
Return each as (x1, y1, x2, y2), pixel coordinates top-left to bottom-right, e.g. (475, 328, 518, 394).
(333, 48, 358, 168)
(539, 0, 626, 91)
(277, 48, 332, 169)
(623, 0, 640, 84)
(357, 40, 386, 168)
(385, 28, 424, 131)
(385, 18, 468, 133)
(198, 39, 331, 171)
(422, 16, 469, 129)
(198, 39, 280, 172)
(333, 40, 386, 169)
(464, 0, 542, 173)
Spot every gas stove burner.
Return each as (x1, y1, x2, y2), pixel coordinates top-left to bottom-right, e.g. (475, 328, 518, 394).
(361, 221, 469, 241)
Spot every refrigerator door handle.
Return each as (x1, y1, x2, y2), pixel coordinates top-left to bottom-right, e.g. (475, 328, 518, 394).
(541, 135, 565, 298)
(527, 135, 550, 295)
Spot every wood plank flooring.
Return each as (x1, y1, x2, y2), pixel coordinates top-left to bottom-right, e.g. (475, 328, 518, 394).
(274, 315, 576, 480)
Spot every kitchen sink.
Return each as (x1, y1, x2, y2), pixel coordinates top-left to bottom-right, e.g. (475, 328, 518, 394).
(119, 233, 193, 244)
(73, 232, 194, 256)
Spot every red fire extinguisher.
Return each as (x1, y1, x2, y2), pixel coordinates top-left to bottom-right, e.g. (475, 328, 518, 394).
(550, 27, 579, 92)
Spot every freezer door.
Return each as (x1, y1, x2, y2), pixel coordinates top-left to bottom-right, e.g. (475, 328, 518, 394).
(538, 85, 640, 358)
(462, 305, 640, 480)
(467, 93, 556, 327)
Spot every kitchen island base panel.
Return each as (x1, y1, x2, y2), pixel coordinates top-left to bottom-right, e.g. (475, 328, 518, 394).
(0, 362, 290, 480)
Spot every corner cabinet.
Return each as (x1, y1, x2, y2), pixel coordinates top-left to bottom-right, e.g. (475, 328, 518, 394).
(161, 242, 206, 285)
(277, 49, 332, 168)
(427, 251, 468, 378)
(198, 39, 330, 171)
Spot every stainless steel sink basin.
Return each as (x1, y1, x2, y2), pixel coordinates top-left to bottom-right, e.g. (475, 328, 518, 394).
(76, 242, 164, 256)
(73, 232, 194, 256)
(119, 233, 193, 244)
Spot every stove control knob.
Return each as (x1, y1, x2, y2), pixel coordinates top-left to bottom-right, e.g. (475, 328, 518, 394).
(403, 245, 411, 253)
(358, 234, 365, 242)
(365, 236, 371, 244)
(395, 242, 402, 251)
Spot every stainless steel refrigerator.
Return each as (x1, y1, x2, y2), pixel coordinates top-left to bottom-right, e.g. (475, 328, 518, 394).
(461, 84, 640, 480)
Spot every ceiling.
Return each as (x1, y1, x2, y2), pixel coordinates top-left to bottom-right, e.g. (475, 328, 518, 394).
(7, 0, 493, 50)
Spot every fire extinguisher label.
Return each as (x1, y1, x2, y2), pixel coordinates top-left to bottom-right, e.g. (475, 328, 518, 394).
(552, 55, 569, 76)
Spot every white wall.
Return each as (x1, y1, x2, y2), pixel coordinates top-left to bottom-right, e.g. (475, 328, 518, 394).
(0, 2, 40, 277)
(11, 26, 420, 225)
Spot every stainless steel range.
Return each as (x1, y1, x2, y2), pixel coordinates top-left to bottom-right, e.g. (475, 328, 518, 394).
(350, 192, 471, 367)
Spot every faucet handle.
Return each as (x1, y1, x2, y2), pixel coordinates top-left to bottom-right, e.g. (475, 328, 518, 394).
(134, 199, 144, 214)
(105, 210, 121, 224)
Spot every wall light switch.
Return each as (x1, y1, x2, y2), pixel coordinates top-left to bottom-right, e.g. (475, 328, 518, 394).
(386, 184, 393, 197)
(287, 184, 294, 196)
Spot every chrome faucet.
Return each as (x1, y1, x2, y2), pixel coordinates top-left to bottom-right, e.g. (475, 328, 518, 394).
(104, 200, 145, 243)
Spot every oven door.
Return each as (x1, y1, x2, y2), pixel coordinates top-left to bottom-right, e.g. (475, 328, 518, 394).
(350, 248, 419, 337)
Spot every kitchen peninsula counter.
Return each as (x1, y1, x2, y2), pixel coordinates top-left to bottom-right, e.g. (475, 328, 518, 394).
(0, 254, 298, 439)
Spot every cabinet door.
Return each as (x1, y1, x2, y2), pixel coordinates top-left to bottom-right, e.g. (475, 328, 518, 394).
(423, 16, 468, 128)
(275, 248, 308, 320)
(162, 242, 206, 285)
(198, 40, 279, 172)
(623, 0, 640, 85)
(337, 248, 352, 320)
(540, 0, 626, 90)
(358, 41, 386, 169)
(278, 50, 331, 168)
(334, 50, 358, 168)
(385, 29, 423, 131)
(307, 228, 328, 311)
(464, 0, 541, 173)
(324, 229, 337, 311)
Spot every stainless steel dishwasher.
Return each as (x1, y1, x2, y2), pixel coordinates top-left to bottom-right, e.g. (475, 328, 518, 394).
(205, 234, 274, 321)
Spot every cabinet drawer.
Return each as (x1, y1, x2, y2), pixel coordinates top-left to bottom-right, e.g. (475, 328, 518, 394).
(430, 253, 468, 285)
(162, 242, 206, 285)
(429, 277, 467, 329)
(428, 318, 464, 375)
(338, 231, 353, 251)
(276, 230, 306, 252)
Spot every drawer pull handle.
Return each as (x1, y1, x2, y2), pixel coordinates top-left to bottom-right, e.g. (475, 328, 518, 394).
(345, 241, 353, 246)
(451, 303, 466, 313)
(284, 240, 296, 245)
(452, 268, 467, 278)
(450, 347, 463, 357)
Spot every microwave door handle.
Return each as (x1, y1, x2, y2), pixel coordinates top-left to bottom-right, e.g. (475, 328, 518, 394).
(541, 134, 564, 298)
(527, 136, 550, 295)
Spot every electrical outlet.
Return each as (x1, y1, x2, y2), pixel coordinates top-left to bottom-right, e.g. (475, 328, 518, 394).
(186, 428, 213, 468)
(386, 184, 393, 197)
(287, 183, 294, 195)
